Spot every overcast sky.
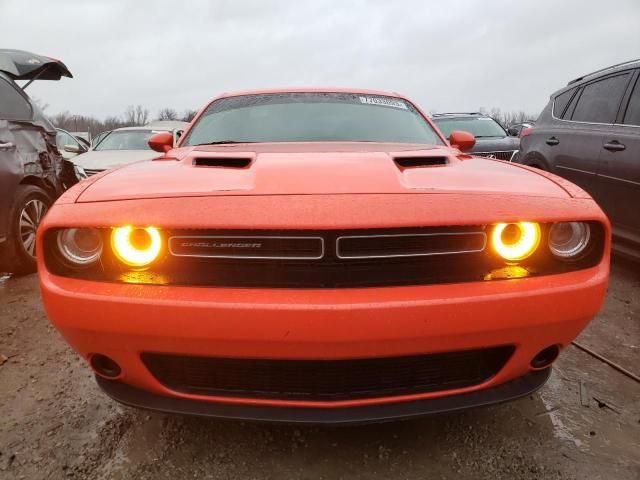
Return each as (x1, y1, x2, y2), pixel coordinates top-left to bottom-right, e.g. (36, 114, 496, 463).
(1, 0, 638, 120)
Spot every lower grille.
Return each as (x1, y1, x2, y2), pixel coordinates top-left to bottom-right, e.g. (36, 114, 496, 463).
(141, 346, 514, 401)
(474, 151, 517, 161)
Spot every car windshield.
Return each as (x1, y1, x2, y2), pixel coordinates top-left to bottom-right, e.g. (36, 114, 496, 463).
(94, 130, 158, 151)
(433, 117, 507, 138)
(182, 93, 444, 145)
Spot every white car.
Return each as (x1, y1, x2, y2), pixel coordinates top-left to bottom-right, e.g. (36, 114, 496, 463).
(73, 123, 188, 177)
(55, 128, 88, 160)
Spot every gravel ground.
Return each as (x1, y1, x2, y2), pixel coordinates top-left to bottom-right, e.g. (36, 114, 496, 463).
(0, 260, 638, 480)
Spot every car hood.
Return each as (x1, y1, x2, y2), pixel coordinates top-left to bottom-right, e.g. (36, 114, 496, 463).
(469, 136, 520, 153)
(77, 142, 568, 203)
(73, 150, 160, 170)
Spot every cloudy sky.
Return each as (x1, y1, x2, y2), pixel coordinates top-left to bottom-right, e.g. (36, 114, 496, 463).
(2, 0, 638, 119)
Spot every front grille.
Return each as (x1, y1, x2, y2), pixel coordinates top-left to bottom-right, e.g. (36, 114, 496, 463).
(84, 168, 104, 176)
(158, 226, 494, 288)
(336, 232, 486, 259)
(474, 151, 516, 161)
(141, 346, 514, 401)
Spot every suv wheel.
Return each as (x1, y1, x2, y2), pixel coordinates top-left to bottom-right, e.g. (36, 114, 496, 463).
(2, 185, 51, 275)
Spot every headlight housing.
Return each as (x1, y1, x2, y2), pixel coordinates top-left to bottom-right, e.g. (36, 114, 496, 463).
(56, 228, 103, 267)
(491, 222, 541, 262)
(111, 226, 162, 267)
(548, 222, 591, 260)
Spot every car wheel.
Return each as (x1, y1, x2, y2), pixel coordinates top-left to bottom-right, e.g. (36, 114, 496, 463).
(2, 185, 51, 275)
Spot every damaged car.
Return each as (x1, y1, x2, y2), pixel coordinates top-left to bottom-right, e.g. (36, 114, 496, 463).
(0, 49, 73, 274)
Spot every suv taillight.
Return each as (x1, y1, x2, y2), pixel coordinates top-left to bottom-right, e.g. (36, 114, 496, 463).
(520, 127, 533, 138)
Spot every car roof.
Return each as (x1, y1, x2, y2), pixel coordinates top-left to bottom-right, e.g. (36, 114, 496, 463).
(144, 120, 189, 129)
(215, 87, 405, 100)
(111, 126, 169, 132)
(552, 59, 640, 97)
(567, 58, 640, 85)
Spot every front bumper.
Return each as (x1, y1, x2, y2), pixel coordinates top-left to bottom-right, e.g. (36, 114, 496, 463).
(40, 258, 608, 419)
(97, 368, 551, 424)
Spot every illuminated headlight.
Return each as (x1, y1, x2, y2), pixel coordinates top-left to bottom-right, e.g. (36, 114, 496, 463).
(549, 222, 591, 259)
(56, 228, 103, 267)
(111, 226, 162, 267)
(492, 222, 541, 262)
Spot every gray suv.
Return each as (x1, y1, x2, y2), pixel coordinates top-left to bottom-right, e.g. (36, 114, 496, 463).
(516, 60, 640, 259)
(0, 50, 73, 274)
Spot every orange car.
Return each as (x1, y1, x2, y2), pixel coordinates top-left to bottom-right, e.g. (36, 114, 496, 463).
(38, 89, 609, 423)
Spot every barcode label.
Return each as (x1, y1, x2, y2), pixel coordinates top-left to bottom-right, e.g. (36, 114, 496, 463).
(359, 96, 408, 109)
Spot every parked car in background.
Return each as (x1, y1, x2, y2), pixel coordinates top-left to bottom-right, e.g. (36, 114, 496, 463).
(92, 130, 111, 148)
(516, 59, 640, 259)
(145, 120, 189, 145)
(72, 122, 188, 177)
(39, 88, 609, 423)
(70, 131, 91, 146)
(56, 127, 88, 160)
(507, 121, 535, 137)
(0, 49, 72, 274)
(432, 113, 520, 160)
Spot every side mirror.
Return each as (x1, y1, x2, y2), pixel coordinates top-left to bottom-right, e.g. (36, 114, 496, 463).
(449, 130, 475, 152)
(507, 127, 519, 137)
(63, 144, 82, 154)
(148, 131, 174, 153)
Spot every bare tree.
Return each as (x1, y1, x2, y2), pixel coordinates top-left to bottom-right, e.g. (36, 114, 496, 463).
(477, 107, 538, 128)
(157, 108, 178, 121)
(181, 109, 198, 122)
(123, 105, 150, 126)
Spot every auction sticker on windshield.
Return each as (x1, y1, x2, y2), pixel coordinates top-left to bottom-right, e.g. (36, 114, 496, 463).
(359, 96, 408, 109)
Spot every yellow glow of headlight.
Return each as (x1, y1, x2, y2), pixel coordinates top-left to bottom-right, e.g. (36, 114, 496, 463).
(111, 226, 162, 267)
(492, 222, 540, 262)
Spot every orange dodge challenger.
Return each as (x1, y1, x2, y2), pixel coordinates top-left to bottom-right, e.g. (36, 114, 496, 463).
(38, 89, 609, 423)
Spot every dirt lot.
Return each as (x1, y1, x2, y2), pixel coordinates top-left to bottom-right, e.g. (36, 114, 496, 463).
(0, 260, 638, 480)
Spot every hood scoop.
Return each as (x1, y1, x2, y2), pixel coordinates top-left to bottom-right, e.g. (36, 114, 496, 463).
(393, 156, 448, 169)
(192, 157, 253, 168)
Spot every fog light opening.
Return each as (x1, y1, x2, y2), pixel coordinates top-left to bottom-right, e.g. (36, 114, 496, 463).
(90, 354, 122, 379)
(530, 345, 560, 370)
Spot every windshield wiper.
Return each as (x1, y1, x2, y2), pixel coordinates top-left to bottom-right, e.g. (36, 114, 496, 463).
(194, 140, 256, 145)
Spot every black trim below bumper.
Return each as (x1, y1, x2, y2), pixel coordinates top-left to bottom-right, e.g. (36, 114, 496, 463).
(96, 368, 551, 425)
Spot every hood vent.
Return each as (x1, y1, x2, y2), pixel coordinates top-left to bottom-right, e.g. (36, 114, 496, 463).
(393, 156, 448, 168)
(192, 157, 252, 168)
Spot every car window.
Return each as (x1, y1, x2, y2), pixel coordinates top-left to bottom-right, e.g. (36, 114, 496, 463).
(571, 73, 631, 123)
(94, 130, 157, 151)
(92, 131, 110, 148)
(622, 76, 640, 126)
(562, 88, 582, 119)
(0, 76, 32, 120)
(553, 88, 576, 118)
(183, 93, 444, 146)
(56, 131, 78, 150)
(433, 117, 506, 138)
